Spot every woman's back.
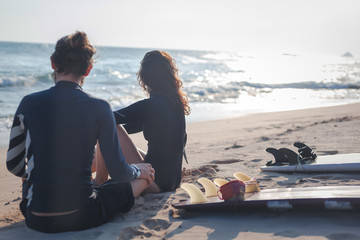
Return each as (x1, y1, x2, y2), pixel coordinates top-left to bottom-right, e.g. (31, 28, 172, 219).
(115, 94, 186, 191)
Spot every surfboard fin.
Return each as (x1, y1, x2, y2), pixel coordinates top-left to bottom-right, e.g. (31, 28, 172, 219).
(266, 148, 289, 166)
(233, 172, 251, 181)
(266, 143, 317, 166)
(233, 172, 261, 192)
(278, 148, 299, 165)
(213, 178, 229, 187)
(294, 142, 317, 162)
(198, 177, 218, 197)
(181, 183, 208, 204)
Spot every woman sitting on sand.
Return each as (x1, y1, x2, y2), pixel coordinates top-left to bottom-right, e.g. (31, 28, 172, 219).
(94, 50, 190, 193)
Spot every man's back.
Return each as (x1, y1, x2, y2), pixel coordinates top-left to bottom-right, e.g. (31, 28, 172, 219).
(8, 81, 105, 212)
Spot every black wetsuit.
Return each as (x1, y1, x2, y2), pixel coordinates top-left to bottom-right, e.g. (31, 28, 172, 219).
(6, 81, 139, 232)
(114, 94, 186, 192)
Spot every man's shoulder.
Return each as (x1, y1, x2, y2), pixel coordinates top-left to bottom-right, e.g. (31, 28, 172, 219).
(85, 94, 113, 116)
(25, 88, 51, 98)
(18, 88, 52, 109)
(87, 94, 110, 108)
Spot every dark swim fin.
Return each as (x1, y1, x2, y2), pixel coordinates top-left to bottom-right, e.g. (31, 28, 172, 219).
(293, 142, 307, 148)
(266, 143, 317, 167)
(294, 142, 317, 160)
(266, 148, 288, 166)
(278, 148, 299, 165)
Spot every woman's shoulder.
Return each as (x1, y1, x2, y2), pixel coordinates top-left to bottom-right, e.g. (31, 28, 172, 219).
(148, 94, 184, 118)
(148, 94, 171, 105)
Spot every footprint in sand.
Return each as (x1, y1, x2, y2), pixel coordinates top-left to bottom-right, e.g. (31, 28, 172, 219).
(224, 143, 244, 150)
(258, 136, 270, 142)
(118, 226, 147, 239)
(312, 116, 356, 126)
(210, 159, 243, 164)
(182, 165, 219, 181)
(251, 159, 262, 163)
(142, 218, 172, 231)
(119, 218, 173, 240)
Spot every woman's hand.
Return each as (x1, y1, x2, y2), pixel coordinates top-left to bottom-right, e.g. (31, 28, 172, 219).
(134, 163, 155, 184)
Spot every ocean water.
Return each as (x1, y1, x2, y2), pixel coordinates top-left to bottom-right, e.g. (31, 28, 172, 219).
(1, 41, 360, 134)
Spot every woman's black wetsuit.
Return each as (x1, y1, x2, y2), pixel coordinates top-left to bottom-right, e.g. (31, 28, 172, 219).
(114, 94, 186, 192)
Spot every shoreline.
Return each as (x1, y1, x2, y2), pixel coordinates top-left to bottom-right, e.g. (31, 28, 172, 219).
(186, 100, 360, 124)
(1, 101, 360, 147)
(1, 102, 360, 239)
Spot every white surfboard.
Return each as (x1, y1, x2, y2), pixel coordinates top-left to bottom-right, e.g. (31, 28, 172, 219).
(174, 173, 360, 211)
(261, 153, 360, 172)
(173, 185, 360, 211)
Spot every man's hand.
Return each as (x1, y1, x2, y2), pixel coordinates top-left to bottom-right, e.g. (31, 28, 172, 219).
(134, 163, 155, 184)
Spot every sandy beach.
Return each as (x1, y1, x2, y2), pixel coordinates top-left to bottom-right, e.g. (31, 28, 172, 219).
(1, 103, 360, 240)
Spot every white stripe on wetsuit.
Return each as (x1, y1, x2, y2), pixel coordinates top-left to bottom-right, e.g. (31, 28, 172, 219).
(6, 114, 26, 177)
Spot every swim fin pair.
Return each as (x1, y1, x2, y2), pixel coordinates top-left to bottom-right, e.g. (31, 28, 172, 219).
(266, 142, 317, 166)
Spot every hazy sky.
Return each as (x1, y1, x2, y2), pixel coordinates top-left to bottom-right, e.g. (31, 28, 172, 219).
(1, 0, 360, 56)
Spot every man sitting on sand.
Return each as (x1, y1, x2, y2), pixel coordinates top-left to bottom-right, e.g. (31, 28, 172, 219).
(6, 31, 155, 233)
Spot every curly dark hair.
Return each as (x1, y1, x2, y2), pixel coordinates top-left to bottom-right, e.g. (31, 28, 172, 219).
(137, 50, 190, 115)
(51, 31, 96, 78)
